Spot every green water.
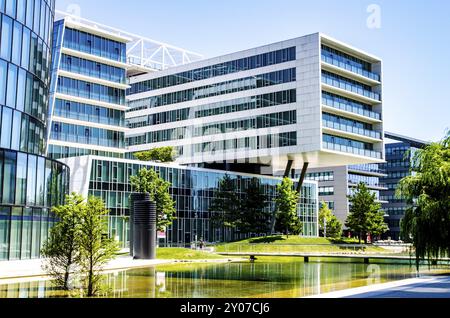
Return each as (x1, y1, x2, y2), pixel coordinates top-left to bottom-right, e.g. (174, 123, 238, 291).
(1, 258, 449, 298)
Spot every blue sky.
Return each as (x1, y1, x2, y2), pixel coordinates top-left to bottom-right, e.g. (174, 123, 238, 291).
(55, 0, 450, 142)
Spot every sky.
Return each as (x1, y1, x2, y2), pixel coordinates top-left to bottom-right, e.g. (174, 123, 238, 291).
(55, 0, 450, 142)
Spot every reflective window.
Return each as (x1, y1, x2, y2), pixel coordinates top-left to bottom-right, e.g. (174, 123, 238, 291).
(0, 207, 10, 261)
(15, 152, 27, 205)
(1, 14, 13, 60)
(5, 0, 16, 18)
(9, 207, 22, 260)
(6, 62, 17, 107)
(1, 106, 12, 148)
(0, 59, 7, 104)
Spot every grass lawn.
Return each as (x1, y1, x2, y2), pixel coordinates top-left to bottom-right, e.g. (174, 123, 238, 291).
(213, 235, 390, 254)
(156, 247, 228, 260)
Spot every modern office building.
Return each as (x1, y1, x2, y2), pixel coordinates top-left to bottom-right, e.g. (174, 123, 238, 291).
(47, 12, 131, 159)
(301, 164, 387, 225)
(380, 132, 428, 240)
(60, 155, 319, 247)
(0, 0, 69, 261)
(126, 33, 385, 175)
(43, 14, 387, 247)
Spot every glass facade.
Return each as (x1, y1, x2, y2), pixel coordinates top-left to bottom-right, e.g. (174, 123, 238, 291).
(321, 45, 380, 81)
(128, 47, 296, 95)
(128, 68, 296, 110)
(322, 92, 381, 120)
(323, 134, 382, 159)
(0, 0, 69, 261)
(88, 159, 318, 248)
(380, 142, 422, 240)
(322, 71, 381, 101)
(49, 19, 128, 160)
(127, 89, 296, 127)
(322, 112, 381, 139)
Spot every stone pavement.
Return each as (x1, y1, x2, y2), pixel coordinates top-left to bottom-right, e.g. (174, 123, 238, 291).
(309, 276, 450, 298)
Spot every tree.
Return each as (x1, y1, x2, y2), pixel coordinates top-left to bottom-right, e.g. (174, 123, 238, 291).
(41, 193, 84, 290)
(274, 178, 302, 237)
(209, 174, 241, 232)
(346, 183, 388, 244)
(78, 196, 119, 297)
(318, 202, 342, 238)
(240, 178, 270, 235)
(397, 132, 450, 268)
(134, 147, 175, 163)
(130, 168, 176, 231)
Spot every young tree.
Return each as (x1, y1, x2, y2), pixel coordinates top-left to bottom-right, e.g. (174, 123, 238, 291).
(346, 183, 388, 243)
(209, 174, 242, 232)
(240, 178, 270, 235)
(318, 201, 343, 238)
(134, 147, 176, 163)
(41, 193, 84, 290)
(78, 196, 119, 297)
(274, 178, 302, 238)
(130, 168, 176, 231)
(398, 132, 450, 268)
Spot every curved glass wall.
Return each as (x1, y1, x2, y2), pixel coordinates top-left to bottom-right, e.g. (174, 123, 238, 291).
(0, 0, 69, 261)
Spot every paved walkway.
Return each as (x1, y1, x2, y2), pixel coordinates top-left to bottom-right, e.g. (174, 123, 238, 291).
(308, 276, 450, 298)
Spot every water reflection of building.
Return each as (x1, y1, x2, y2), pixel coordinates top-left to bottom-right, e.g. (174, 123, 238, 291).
(0, 261, 421, 298)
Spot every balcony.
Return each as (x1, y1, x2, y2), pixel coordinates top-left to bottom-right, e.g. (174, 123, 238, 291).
(321, 54, 380, 82)
(323, 141, 382, 159)
(322, 95, 381, 121)
(322, 72, 381, 102)
(348, 164, 387, 175)
(323, 120, 382, 140)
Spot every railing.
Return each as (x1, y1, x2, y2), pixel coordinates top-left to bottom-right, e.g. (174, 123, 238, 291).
(323, 120, 381, 139)
(323, 141, 382, 159)
(54, 109, 125, 127)
(322, 96, 381, 120)
(322, 54, 380, 81)
(322, 74, 381, 101)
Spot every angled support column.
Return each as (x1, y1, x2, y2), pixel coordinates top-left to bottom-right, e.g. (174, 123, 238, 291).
(283, 159, 294, 178)
(296, 162, 309, 193)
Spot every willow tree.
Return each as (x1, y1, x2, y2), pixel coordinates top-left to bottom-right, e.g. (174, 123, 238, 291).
(398, 132, 450, 268)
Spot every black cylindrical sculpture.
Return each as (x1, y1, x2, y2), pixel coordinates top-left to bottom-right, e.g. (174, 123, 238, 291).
(129, 193, 151, 257)
(133, 199, 157, 259)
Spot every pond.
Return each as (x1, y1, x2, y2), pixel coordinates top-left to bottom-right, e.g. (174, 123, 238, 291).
(1, 257, 449, 298)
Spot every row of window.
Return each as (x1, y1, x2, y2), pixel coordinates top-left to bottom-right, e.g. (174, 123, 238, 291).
(383, 171, 411, 179)
(129, 110, 296, 145)
(60, 54, 127, 84)
(385, 145, 411, 155)
(322, 113, 381, 140)
(347, 173, 381, 187)
(0, 105, 46, 155)
(127, 89, 297, 129)
(323, 133, 373, 150)
(379, 195, 407, 203)
(51, 122, 125, 148)
(383, 159, 411, 168)
(128, 47, 296, 95)
(322, 70, 381, 101)
(128, 68, 296, 109)
(53, 98, 125, 127)
(0, 58, 49, 125)
(57, 76, 126, 105)
(0, 0, 54, 48)
(383, 207, 406, 216)
(318, 186, 334, 196)
(306, 171, 334, 182)
(1, 12, 52, 87)
(321, 45, 379, 81)
(348, 163, 385, 174)
(322, 91, 381, 120)
(192, 131, 297, 155)
(63, 27, 127, 63)
(48, 144, 124, 160)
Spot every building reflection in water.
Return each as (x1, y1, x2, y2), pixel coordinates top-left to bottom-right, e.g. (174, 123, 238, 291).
(0, 260, 433, 298)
